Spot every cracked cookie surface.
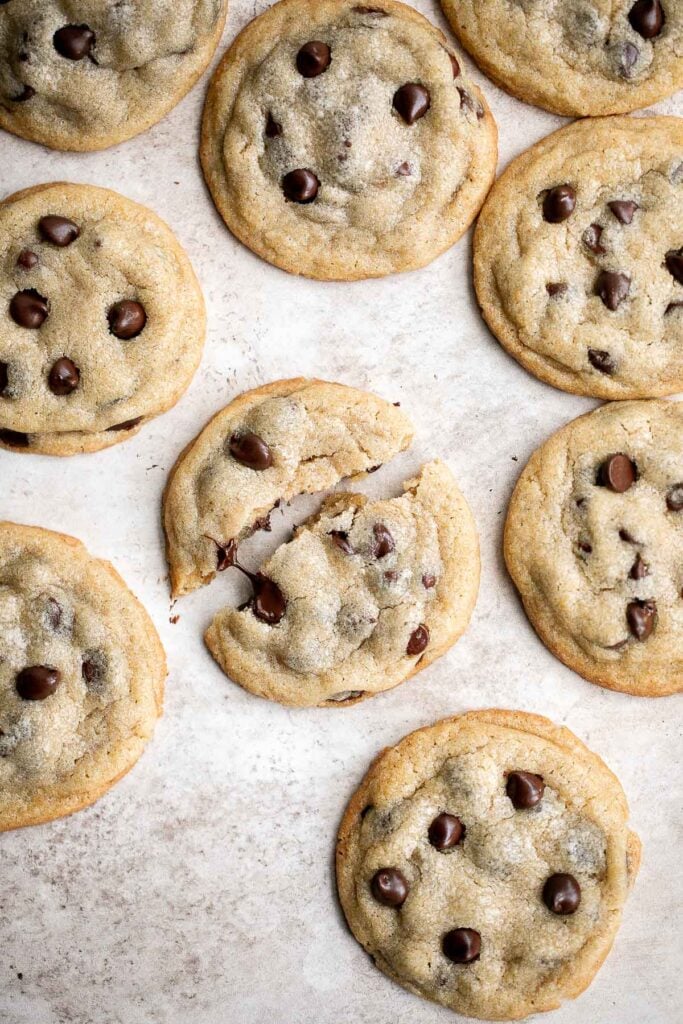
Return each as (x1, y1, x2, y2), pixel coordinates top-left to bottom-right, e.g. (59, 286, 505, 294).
(200, 0, 497, 280)
(0, 521, 165, 831)
(163, 378, 414, 597)
(0, 182, 205, 455)
(337, 709, 640, 1021)
(475, 117, 683, 400)
(0, 0, 227, 151)
(505, 400, 683, 696)
(205, 459, 479, 707)
(440, 0, 682, 116)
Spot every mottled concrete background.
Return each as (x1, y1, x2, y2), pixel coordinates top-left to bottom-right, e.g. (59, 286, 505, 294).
(1, 3, 681, 1023)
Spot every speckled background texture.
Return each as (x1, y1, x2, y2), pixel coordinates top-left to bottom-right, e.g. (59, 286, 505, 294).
(1, 3, 681, 1023)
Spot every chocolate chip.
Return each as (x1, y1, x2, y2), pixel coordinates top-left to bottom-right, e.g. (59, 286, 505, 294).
(296, 41, 331, 77)
(9, 289, 48, 329)
(666, 485, 683, 511)
(506, 771, 544, 809)
(619, 41, 641, 77)
(282, 169, 320, 203)
(543, 874, 581, 915)
(598, 453, 637, 492)
(664, 249, 683, 284)
(384, 570, 398, 582)
(595, 271, 630, 310)
(372, 523, 394, 558)
(38, 215, 80, 247)
(215, 539, 238, 571)
(0, 363, 7, 395)
(608, 200, 638, 225)
(422, 573, 436, 589)
(12, 84, 35, 102)
(630, 554, 649, 580)
(329, 531, 354, 555)
(578, 540, 592, 554)
(16, 249, 38, 269)
(583, 224, 606, 255)
(628, 0, 665, 38)
(619, 528, 637, 543)
(82, 652, 106, 688)
(45, 597, 62, 630)
(393, 83, 430, 125)
(396, 161, 412, 176)
(53, 25, 96, 60)
(16, 666, 61, 701)
(448, 53, 460, 78)
(108, 416, 142, 432)
(252, 575, 286, 625)
(370, 868, 408, 907)
(666, 301, 683, 314)
(442, 929, 481, 964)
(265, 113, 282, 138)
(229, 431, 273, 470)
(588, 349, 616, 375)
(627, 599, 656, 640)
(48, 358, 80, 396)
(0, 429, 29, 448)
(108, 300, 147, 340)
(546, 282, 567, 297)
(428, 813, 464, 850)
(542, 185, 576, 223)
(457, 87, 483, 118)
(407, 624, 429, 656)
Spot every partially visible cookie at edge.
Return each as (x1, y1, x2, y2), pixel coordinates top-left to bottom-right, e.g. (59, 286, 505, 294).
(201, 0, 497, 280)
(205, 459, 480, 707)
(474, 117, 683, 400)
(337, 709, 640, 1020)
(0, 521, 165, 831)
(0, 0, 227, 151)
(440, 0, 682, 116)
(0, 182, 206, 455)
(505, 400, 683, 697)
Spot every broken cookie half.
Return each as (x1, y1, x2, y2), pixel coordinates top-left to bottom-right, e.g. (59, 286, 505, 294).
(163, 378, 480, 707)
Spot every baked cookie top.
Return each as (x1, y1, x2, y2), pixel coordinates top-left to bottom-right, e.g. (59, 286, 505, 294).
(205, 459, 479, 707)
(200, 0, 497, 280)
(440, 0, 682, 116)
(0, 182, 205, 455)
(163, 379, 414, 597)
(505, 400, 683, 697)
(0, 0, 227, 151)
(474, 117, 683, 400)
(337, 710, 640, 1021)
(0, 522, 165, 832)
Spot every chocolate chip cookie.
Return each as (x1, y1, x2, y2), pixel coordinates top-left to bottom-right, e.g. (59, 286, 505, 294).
(0, 521, 165, 831)
(0, 0, 227, 151)
(200, 0, 497, 280)
(440, 0, 682, 116)
(0, 182, 205, 455)
(475, 117, 683, 400)
(337, 709, 640, 1020)
(205, 459, 479, 706)
(505, 400, 683, 697)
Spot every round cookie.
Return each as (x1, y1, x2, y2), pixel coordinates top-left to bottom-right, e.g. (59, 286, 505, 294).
(163, 378, 415, 597)
(205, 459, 480, 706)
(474, 117, 683, 400)
(505, 400, 683, 697)
(0, 522, 165, 831)
(200, 0, 497, 280)
(440, 0, 682, 117)
(0, 0, 227, 151)
(0, 182, 205, 456)
(337, 709, 641, 1021)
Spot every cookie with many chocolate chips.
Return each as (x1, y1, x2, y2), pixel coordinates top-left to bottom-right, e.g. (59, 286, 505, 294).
(505, 400, 683, 696)
(205, 459, 479, 706)
(0, 182, 205, 455)
(440, 0, 682, 116)
(0, 0, 227, 151)
(200, 0, 497, 280)
(337, 709, 640, 1020)
(0, 522, 165, 831)
(475, 118, 683, 400)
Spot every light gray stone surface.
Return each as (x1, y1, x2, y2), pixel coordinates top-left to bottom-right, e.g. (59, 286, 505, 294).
(0, 3, 680, 1022)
